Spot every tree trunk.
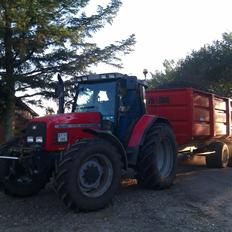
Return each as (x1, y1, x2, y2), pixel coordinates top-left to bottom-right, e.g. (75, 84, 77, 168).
(3, 91, 15, 142)
(3, 4, 15, 142)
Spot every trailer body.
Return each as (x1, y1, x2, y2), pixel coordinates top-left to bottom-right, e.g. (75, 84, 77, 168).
(146, 88, 232, 147)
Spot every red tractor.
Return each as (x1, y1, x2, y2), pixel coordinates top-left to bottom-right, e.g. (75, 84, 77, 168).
(0, 73, 177, 211)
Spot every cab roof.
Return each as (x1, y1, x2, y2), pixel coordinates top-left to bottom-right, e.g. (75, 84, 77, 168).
(76, 72, 147, 88)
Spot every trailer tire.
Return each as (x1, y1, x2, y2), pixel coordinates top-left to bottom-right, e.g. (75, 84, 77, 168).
(53, 139, 122, 211)
(226, 143, 232, 167)
(137, 123, 177, 189)
(206, 142, 229, 168)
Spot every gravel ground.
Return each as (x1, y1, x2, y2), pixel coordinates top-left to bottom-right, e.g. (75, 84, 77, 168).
(0, 157, 232, 232)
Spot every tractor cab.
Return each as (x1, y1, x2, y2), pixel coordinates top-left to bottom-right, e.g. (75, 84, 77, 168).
(72, 73, 147, 142)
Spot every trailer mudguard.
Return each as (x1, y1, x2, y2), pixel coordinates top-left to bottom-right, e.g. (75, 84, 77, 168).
(83, 128, 128, 170)
(126, 115, 171, 166)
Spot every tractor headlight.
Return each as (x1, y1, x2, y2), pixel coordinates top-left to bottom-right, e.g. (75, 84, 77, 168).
(35, 136, 43, 143)
(27, 136, 34, 143)
(57, 132, 68, 143)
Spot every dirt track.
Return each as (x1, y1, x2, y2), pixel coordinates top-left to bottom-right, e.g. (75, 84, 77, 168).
(0, 157, 232, 232)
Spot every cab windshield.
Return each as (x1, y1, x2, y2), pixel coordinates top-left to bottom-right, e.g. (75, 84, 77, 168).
(74, 81, 117, 122)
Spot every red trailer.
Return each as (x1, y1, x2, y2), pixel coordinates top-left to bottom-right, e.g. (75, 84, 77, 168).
(146, 88, 232, 167)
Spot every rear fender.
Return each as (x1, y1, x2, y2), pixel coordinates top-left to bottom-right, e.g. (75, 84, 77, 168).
(83, 128, 128, 170)
(127, 115, 171, 165)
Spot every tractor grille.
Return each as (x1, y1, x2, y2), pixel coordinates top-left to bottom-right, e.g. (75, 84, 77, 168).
(25, 122, 46, 146)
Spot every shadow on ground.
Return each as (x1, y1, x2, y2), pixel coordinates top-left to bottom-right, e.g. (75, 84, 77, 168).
(0, 155, 232, 232)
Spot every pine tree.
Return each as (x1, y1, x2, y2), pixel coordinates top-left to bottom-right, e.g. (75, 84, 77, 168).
(0, 0, 135, 141)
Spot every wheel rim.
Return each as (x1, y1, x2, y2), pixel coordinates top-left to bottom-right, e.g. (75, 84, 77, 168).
(222, 147, 229, 166)
(78, 153, 113, 198)
(155, 138, 174, 178)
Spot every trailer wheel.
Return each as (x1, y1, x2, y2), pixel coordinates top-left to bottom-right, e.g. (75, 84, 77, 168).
(206, 142, 229, 168)
(138, 123, 177, 189)
(53, 140, 122, 211)
(226, 143, 232, 167)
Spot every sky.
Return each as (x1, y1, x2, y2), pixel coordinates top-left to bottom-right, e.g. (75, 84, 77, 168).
(89, 0, 232, 79)
(34, 0, 232, 115)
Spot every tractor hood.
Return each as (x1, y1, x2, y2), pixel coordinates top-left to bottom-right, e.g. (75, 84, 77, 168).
(27, 112, 102, 151)
(31, 112, 102, 127)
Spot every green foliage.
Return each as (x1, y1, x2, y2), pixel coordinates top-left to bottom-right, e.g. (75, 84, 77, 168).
(0, 0, 135, 100)
(150, 32, 232, 97)
(147, 60, 178, 88)
(45, 106, 55, 115)
(0, 0, 135, 140)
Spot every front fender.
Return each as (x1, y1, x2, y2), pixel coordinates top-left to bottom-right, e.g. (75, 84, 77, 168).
(83, 128, 128, 170)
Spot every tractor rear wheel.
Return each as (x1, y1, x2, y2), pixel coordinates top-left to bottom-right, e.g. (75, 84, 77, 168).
(206, 142, 229, 168)
(138, 123, 177, 189)
(53, 139, 122, 211)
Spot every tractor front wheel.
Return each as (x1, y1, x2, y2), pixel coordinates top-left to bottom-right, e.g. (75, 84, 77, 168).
(0, 142, 50, 197)
(0, 159, 49, 197)
(138, 123, 177, 189)
(53, 140, 122, 211)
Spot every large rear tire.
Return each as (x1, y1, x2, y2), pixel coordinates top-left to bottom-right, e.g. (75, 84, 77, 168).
(53, 140, 122, 211)
(206, 142, 229, 168)
(138, 123, 177, 189)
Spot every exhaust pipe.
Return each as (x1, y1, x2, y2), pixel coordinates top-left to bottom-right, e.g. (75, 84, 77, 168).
(56, 74, 64, 114)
